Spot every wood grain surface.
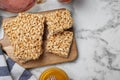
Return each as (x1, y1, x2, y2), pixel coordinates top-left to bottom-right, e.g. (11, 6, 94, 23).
(0, 11, 78, 69)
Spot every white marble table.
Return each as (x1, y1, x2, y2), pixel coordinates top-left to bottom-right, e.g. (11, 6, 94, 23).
(1, 0, 120, 80)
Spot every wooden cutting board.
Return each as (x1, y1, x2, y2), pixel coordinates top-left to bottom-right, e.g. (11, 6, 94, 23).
(0, 14, 78, 69)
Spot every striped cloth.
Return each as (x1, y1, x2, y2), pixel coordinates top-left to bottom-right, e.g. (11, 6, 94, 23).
(0, 46, 37, 80)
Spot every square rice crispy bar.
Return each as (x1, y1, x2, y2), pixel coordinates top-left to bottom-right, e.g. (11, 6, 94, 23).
(45, 31, 73, 57)
(45, 9, 73, 35)
(3, 13, 45, 63)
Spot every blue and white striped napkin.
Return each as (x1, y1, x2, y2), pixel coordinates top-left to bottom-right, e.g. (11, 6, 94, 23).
(0, 46, 37, 80)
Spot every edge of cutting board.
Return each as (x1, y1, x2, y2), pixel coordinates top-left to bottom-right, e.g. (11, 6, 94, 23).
(0, 10, 78, 68)
(0, 34, 78, 69)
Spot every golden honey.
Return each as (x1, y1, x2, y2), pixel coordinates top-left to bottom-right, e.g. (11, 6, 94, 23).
(39, 67, 69, 80)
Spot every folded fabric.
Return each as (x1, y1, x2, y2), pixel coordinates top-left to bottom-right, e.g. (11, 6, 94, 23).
(0, 46, 37, 80)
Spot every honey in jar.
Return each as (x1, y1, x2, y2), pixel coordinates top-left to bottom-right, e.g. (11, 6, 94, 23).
(39, 67, 69, 80)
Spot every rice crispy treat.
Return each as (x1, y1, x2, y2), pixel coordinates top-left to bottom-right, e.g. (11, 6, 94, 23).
(3, 13, 45, 63)
(45, 9, 73, 35)
(45, 31, 73, 57)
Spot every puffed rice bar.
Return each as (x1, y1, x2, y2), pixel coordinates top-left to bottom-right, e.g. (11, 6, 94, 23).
(45, 9, 73, 35)
(45, 31, 73, 57)
(3, 13, 45, 63)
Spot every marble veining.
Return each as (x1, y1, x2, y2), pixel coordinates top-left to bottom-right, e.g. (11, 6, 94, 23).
(72, 0, 120, 80)
(1, 0, 120, 80)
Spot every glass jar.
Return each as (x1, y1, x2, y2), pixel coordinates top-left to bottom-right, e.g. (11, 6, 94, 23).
(39, 67, 69, 80)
